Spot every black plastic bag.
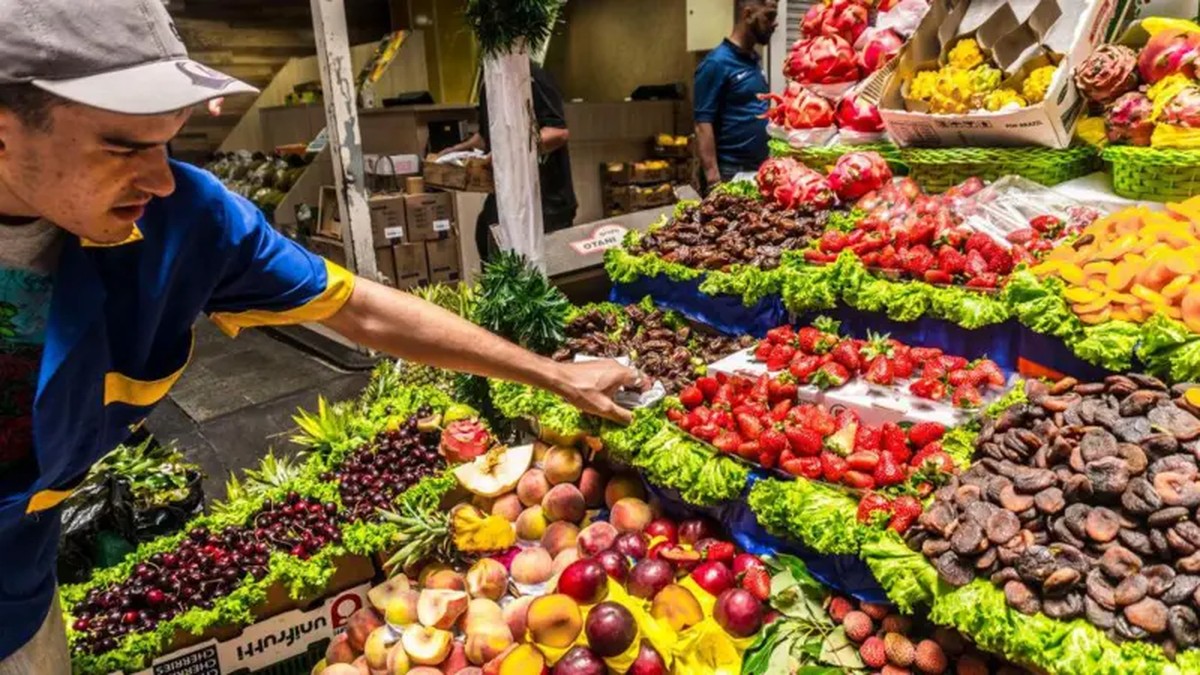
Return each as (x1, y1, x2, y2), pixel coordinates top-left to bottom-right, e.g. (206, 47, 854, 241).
(56, 475, 137, 584)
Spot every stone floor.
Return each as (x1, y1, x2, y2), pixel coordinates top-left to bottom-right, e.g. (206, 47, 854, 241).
(145, 320, 374, 505)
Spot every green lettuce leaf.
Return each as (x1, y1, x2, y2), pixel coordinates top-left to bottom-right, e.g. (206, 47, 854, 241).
(748, 478, 868, 555)
(1002, 271, 1084, 342)
(1139, 313, 1200, 382)
(1073, 320, 1141, 372)
(859, 532, 939, 613)
(699, 264, 785, 307)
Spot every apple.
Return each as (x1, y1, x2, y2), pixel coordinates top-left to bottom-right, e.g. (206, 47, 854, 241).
(593, 550, 629, 583)
(627, 559, 674, 600)
(733, 553, 766, 577)
(691, 561, 734, 596)
(556, 559, 609, 605)
(643, 518, 677, 544)
(584, 602, 637, 658)
(550, 646, 605, 675)
(677, 517, 720, 546)
(627, 642, 668, 675)
(713, 589, 763, 638)
(612, 532, 648, 561)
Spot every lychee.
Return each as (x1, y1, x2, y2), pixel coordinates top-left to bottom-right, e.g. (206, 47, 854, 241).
(859, 636, 888, 669)
(843, 610, 874, 643)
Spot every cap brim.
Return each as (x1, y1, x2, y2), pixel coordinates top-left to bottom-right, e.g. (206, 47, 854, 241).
(32, 59, 259, 115)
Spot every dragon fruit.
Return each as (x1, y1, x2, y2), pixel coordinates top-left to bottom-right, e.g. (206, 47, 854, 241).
(835, 93, 884, 132)
(1105, 92, 1155, 146)
(821, 0, 870, 44)
(1074, 44, 1138, 104)
(774, 165, 836, 211)
(860, 29, 904, 75)
(756, 158, 795, 196)
(1161, 84, 1200, 128)
(828, 151, 893, 202)
(785, 35, 861, 84)
(762, 86, 835, 129)
(440, 419, 492, 463)
(1138, 30, 1200, 84)
(801, 3, 828, 38)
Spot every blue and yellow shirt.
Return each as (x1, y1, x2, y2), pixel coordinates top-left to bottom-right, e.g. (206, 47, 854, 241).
(0, 161, 354, 659)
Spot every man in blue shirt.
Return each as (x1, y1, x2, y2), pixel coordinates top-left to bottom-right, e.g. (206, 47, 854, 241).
(0, 0, 639, 670)
(694, 0, 778, 190)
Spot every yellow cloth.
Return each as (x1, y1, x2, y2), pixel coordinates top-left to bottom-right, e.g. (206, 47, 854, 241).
(533, 579, 676, 670)
(670, 577, 755, 675)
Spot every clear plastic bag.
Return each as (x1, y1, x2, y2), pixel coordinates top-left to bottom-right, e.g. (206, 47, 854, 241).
(949, 175, 1114, 247)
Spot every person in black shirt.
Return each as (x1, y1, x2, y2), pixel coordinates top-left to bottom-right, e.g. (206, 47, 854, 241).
(440, 61, 578, 265)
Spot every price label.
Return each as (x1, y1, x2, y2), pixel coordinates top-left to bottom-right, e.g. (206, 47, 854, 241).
(433, 219, 452, 233)
(384, 226, 405, 240)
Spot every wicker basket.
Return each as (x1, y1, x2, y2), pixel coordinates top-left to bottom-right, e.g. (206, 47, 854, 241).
(900, 146, 1100, 193)
(1102, 145, 1200, 202)
(768, 139, 907, 174)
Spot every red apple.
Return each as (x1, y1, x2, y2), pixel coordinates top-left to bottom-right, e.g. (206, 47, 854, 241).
(714, 588, 763, 638)
(584, 602, 637, 658)
(593, 550, 629, 583)
(627, 559, 674, 599)
(677, 518, 720, 546)
(733, 553, 766, 577)
(612, 532, 648, 561)
(643, 518, 678, 544)
(557, 559, 609, 605)
(627, 641, 668, 675)
(691, 561, 734, 596)
(552, 646, 605, 675)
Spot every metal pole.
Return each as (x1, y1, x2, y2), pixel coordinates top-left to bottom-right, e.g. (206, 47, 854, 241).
(310, 0, 377, 282)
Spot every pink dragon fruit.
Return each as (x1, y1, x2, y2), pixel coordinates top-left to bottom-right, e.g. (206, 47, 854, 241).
(756, 158, 796, 196)
(877, 0, 905, 10)
(860, 29, 905, 75)
(1074, 44, 1138, 104)
(1138, 30, 1200, 84)
(827, 151, 893, 201)
(775, 165, 836, 211)
(801, 3, 828, 38)
(1161, 84, 1200, 128)
(761, 87, 835, 129)
(760, 81, 806, 127)
(835, 93, 884, 132)
(820, 0, 870, 44)
(785, 35, 861, 84)
(1105, 92, 1155, 146)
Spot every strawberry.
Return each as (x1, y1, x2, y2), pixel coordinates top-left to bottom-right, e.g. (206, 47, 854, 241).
(712, 430, 742, 455)
(753, 341, 774, 362)
(856, 493, 893, 524)
(803, 249, 836, 264)
(908, 219, 936, 246)
(964, 249, 988, 278)
(769, 399, 793, 422)
(768, 377, 797, 404)
(985, 248, 1014, 275)
(846, 450, 880, 471)
(810, 362, 851, 390)
(936, 245, 966, 275)
(973, 359, 1006, 387)
(695, 376, 719, 399)
(880, 422, 908, 456)
(679, 385, 704, 409)
(909, 378, 946, 400)
(666, 408, 685, 425)
(909, 347, 943, 363)
(939, 355, 969, 372)
(830, 340, 862, 372)
(806, 406, 838, 436)
(736, 413, 764, 440)
(820, 229, 850, 252)
(703, 541, 736, 563)
(759, 428, 788, 457)
(864, 355, 894, 385)
(789, 354, 821, 382)
(785, 425, 823, 456)
(819, 452, 848, 483)
(1030, 214, 1063, 233)
(795, 327, 822, 354)
(952, 384, 983, 408)
(901, 245, 935, 277)
(741, 567, 771, 601)
(858, 251, 880, 267)
(736, 441, 761, 462)
(965, 273, 999, 289)
(877, 245, 900, 270)
(854, 425, 881, 451)
(766, 343, 796, 371)
(692, 424, 719, 441)
(947, 368, 975, 387)
(891, 351, 915, 378)
(843, 470, 875, 489)
(965, 232, 991, 252)
(873, 452, 906, 486)
(906, 422, 945, 448)
(765, 325, 795, 345)
(923, 269, 952, 285)
(911, 446, 955, 474)
(1006, 228, 1037, 244)
(781, 455, 822, 479)
(888, 495, 924, 533)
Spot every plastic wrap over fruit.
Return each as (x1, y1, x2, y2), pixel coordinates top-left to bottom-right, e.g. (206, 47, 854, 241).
(1151, 78, 1200, 148)
(1074, 44, 1139, 104)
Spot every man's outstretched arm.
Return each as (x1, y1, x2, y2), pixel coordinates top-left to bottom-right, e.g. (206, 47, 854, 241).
(322, 277, 640, 424)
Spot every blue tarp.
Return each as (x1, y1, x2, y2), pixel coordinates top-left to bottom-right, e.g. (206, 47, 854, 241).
(611, 276, 786, 338)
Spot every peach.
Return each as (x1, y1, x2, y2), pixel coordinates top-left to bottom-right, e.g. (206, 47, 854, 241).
(650, 584, 704, 632)
(424, 570, 467, 593)
(347, 607, 385, 652)
(401, 625, 453, 666)
(510, 547, 554, 585)
(385, 642, 411, 675)
(542, 484, 586, 523)
(576, 522, 618, 556)
(502, 596, 534, 641)
(610, 498, 652, 533)
(465, 623, 514, 665)
(466, 559, 509, 601)
(532, 440, 553, 465)
(578, 467, 607, 508)
(494, 644, 548, 675)
(368, 576, 413, 614)
(515, 506, 549, 541)
(517, 469, 551, 507)
(325, 633, 356, 665)
(553, 548, 581, 574)
(417, 589, 470, 630)
(541, 521, 580, 558)
(364, 626, 400, 670)
(384, 590, 420, 628)
(604, 473, 646, 509)
(406, 669, 441, 675)
(472, 494, 497, 513)
(320, 665, 360, 675)
(543, 446, 583, 485)
(418, 563, 452, 586)
(491, 493, 523, 522)
(526, 594, 583, 648)
(440, 642, 469, 674)
(457, 670, 483, 675)
(463, 598, 504, 635)
(350, 657, 370, 675)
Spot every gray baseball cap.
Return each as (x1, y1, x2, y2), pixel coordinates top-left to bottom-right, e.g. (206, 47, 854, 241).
(0, 0, 259, 115)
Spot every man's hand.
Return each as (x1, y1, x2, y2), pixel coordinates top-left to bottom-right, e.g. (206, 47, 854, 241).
(551, 360, 644, 425)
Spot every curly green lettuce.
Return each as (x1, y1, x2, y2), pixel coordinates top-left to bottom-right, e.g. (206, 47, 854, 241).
(1073, 320, 1142, 372)
(748, 478, 868, 556)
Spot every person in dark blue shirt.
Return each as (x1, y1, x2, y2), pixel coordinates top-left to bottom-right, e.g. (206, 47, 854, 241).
(694, 0, 778, 190)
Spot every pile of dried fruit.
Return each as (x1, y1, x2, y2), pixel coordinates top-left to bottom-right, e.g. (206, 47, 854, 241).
(551, 302, 753, 393)
(752, 318, 1007, 406)
(626, 193, 828, 271)
(907, 375, 1200, 648)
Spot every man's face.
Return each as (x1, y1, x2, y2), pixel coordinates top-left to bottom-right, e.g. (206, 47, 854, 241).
(747, 1, 779, 45)
(0, 103, 190, 243)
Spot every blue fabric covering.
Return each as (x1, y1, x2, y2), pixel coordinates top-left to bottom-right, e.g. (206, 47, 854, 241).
(611, 276, 786, 338)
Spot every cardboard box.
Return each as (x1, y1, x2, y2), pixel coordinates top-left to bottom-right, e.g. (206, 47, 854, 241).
(423, 158, 494, 193)
(876, 0, 1116, 148)
(405, 192, 455, 242)
(318, 186, 407, 247)
(601, 161, 673, 185)
(603, 183, 676, 213)
(425, 235, 462, 284)
(308, 234, 399, 287)
(394, 241, 431, 289)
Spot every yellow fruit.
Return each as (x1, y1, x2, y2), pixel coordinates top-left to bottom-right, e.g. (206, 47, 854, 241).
(1063, 287, 1101, 304)
(1097, 234, 1138, 260)
(1079, 308, 1112, 324)
(1164, 275, 1194, 299)
(1167, 254, 1200, 275)
(1111, 292, 1139, 305)
(1083, 261, 1114, 276)
(1059, 264, 1085, 285)
(1183, 288, 1200, 332)
(1132, 284, 1166, 305)
(1074, 298, 1112, 314)
(1087, 279, 1110, 293)
(1107, 264, 1138, 292)
(1111, 308, 1132, 322)
(1126, 304, 1148, 322)
(1186, 388, 1200, 407)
